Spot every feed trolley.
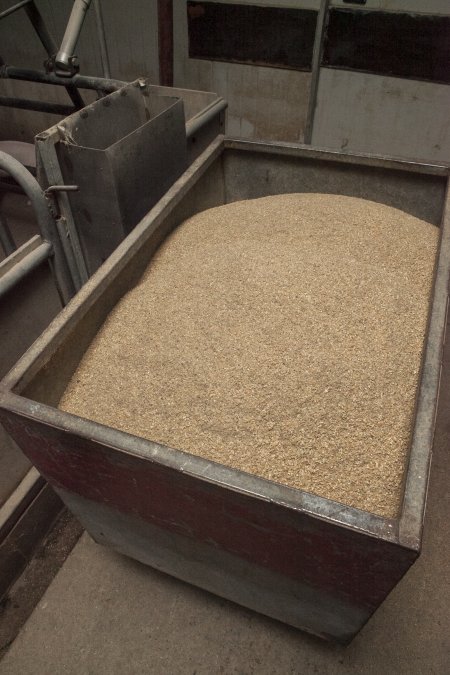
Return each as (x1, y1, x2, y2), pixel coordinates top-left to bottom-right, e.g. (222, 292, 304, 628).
(0, 137, 449, 643)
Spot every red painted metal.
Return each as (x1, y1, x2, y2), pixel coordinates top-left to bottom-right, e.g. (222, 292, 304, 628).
(158, 0, 173, 87)
(2, 411, 416, 615)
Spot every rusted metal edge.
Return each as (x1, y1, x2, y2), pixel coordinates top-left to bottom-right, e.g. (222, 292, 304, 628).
(398, 180, 450, 549)
(1, 136, 444, 550)
(224, 138, 450, 176)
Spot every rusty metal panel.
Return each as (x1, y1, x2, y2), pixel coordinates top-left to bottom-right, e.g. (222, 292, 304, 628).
(0, 138, 448, 642)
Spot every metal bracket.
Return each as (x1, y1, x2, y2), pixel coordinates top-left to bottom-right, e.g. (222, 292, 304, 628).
(44, 184, 79, 218)
(45, 184, 79, 195)
(46, 55, 80, 78)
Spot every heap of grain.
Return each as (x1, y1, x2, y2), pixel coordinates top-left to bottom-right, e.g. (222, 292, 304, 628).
(60, 194, 438, 517)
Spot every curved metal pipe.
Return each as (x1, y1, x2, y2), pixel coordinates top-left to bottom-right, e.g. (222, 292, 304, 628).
(0, 151, 75, 302)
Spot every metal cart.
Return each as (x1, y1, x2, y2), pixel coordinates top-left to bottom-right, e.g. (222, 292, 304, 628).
(1, 137, 448, 643)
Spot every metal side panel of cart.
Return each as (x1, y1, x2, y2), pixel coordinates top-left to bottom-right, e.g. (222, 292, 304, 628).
(0, 137, 449, 643)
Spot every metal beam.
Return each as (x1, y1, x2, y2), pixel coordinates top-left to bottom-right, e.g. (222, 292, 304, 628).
(0, 213, 15, 257)
(0, 0, 31, 21)
(1, 65, 126, 94)
(0, 237, 52, 299)
(55, 0, 92, 72)
(0, 95, 74, 116)
(93, 0, 111, 79)
(24, 0, 57, 56)
(304, 0, 330, 145)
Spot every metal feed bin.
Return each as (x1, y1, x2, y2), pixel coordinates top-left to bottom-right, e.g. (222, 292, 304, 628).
(0, 138, 448, 643)
(35, 79, 226, 281)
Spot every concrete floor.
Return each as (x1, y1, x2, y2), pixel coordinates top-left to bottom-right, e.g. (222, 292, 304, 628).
(0, 511, 83, 657)
(1, 340, 449, 674)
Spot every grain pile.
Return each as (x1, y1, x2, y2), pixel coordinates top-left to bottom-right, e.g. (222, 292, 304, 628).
(60, 194, 438, 517)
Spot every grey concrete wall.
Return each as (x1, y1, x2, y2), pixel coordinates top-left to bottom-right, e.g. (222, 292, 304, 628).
(312, 69, 450, 162)
(312, 2, 450, 162)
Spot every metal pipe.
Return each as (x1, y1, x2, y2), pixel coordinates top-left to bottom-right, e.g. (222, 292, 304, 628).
(0, 241, 51, 299)
(0, 95, 74, 115)
(0, 151, 74, 302)
(304, 0, 330, 145)
(93, 0, 111, 79)
(0, 0, 31, 20)
(1, 65, 126, 94)
(0, 214, 16, 257)
(0, 4, 85, 107)
(23, 3, 86, 109)
(55, 0, 92, 72)
(186, 99, 227, 139)
(64, 83, 85, 110)
(24, 0, 57, 56)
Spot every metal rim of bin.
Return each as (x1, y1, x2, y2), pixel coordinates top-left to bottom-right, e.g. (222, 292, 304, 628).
(0, 136, 449, 554)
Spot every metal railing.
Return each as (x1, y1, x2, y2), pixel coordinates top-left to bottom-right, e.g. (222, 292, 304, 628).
(0, 151, 74, 303)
